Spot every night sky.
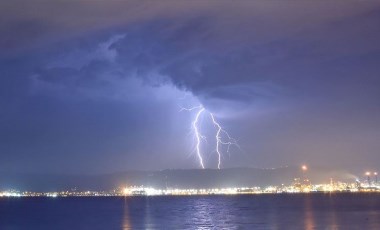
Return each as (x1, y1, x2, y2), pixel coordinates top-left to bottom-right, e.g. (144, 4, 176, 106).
(1, 1, 380, 174)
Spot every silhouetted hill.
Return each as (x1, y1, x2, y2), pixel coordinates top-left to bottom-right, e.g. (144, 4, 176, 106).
(0, 167, 356, 191)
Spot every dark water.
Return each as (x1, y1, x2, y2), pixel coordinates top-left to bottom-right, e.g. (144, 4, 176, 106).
(1, 193, 380, 229)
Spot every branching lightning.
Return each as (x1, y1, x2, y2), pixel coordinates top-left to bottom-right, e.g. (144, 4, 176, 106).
(180, 104, 239, 169)
(179, 105, 203, 112)
(210, 113, 240, 169)
(193, 107, 205, 169)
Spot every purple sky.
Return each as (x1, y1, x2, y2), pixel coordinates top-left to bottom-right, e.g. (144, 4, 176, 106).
(1, 1, 380, 174)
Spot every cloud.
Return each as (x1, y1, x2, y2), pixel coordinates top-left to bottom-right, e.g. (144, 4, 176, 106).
(1, 1, 380, 172)
(30, 3, 380, 105)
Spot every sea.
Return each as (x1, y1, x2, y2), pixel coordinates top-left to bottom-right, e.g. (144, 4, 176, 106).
(1, 193, 380, 229)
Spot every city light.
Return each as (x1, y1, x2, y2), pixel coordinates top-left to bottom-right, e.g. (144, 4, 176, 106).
(2, 170, 380, 198)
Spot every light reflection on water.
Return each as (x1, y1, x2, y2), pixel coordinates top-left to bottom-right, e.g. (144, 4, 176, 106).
(186, 198, 216, 229)
(122, 197, 132, 230)
(143, 197, 156, 230)
(327, 195, 338, 230)
(120, 194, 380, 230)
(1, 194, 380, 229)
(304, 195, 315, 230)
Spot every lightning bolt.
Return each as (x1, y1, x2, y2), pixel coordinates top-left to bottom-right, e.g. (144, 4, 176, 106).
(210, 113, 240, 169)
(180, 104, 240, 169)
(179, 105, 203, 112)
(193, 107, 205, 169)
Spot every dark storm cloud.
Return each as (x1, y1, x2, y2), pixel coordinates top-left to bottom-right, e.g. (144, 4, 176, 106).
(23, 1, 380, 102)
(1, 0, 380, 174)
